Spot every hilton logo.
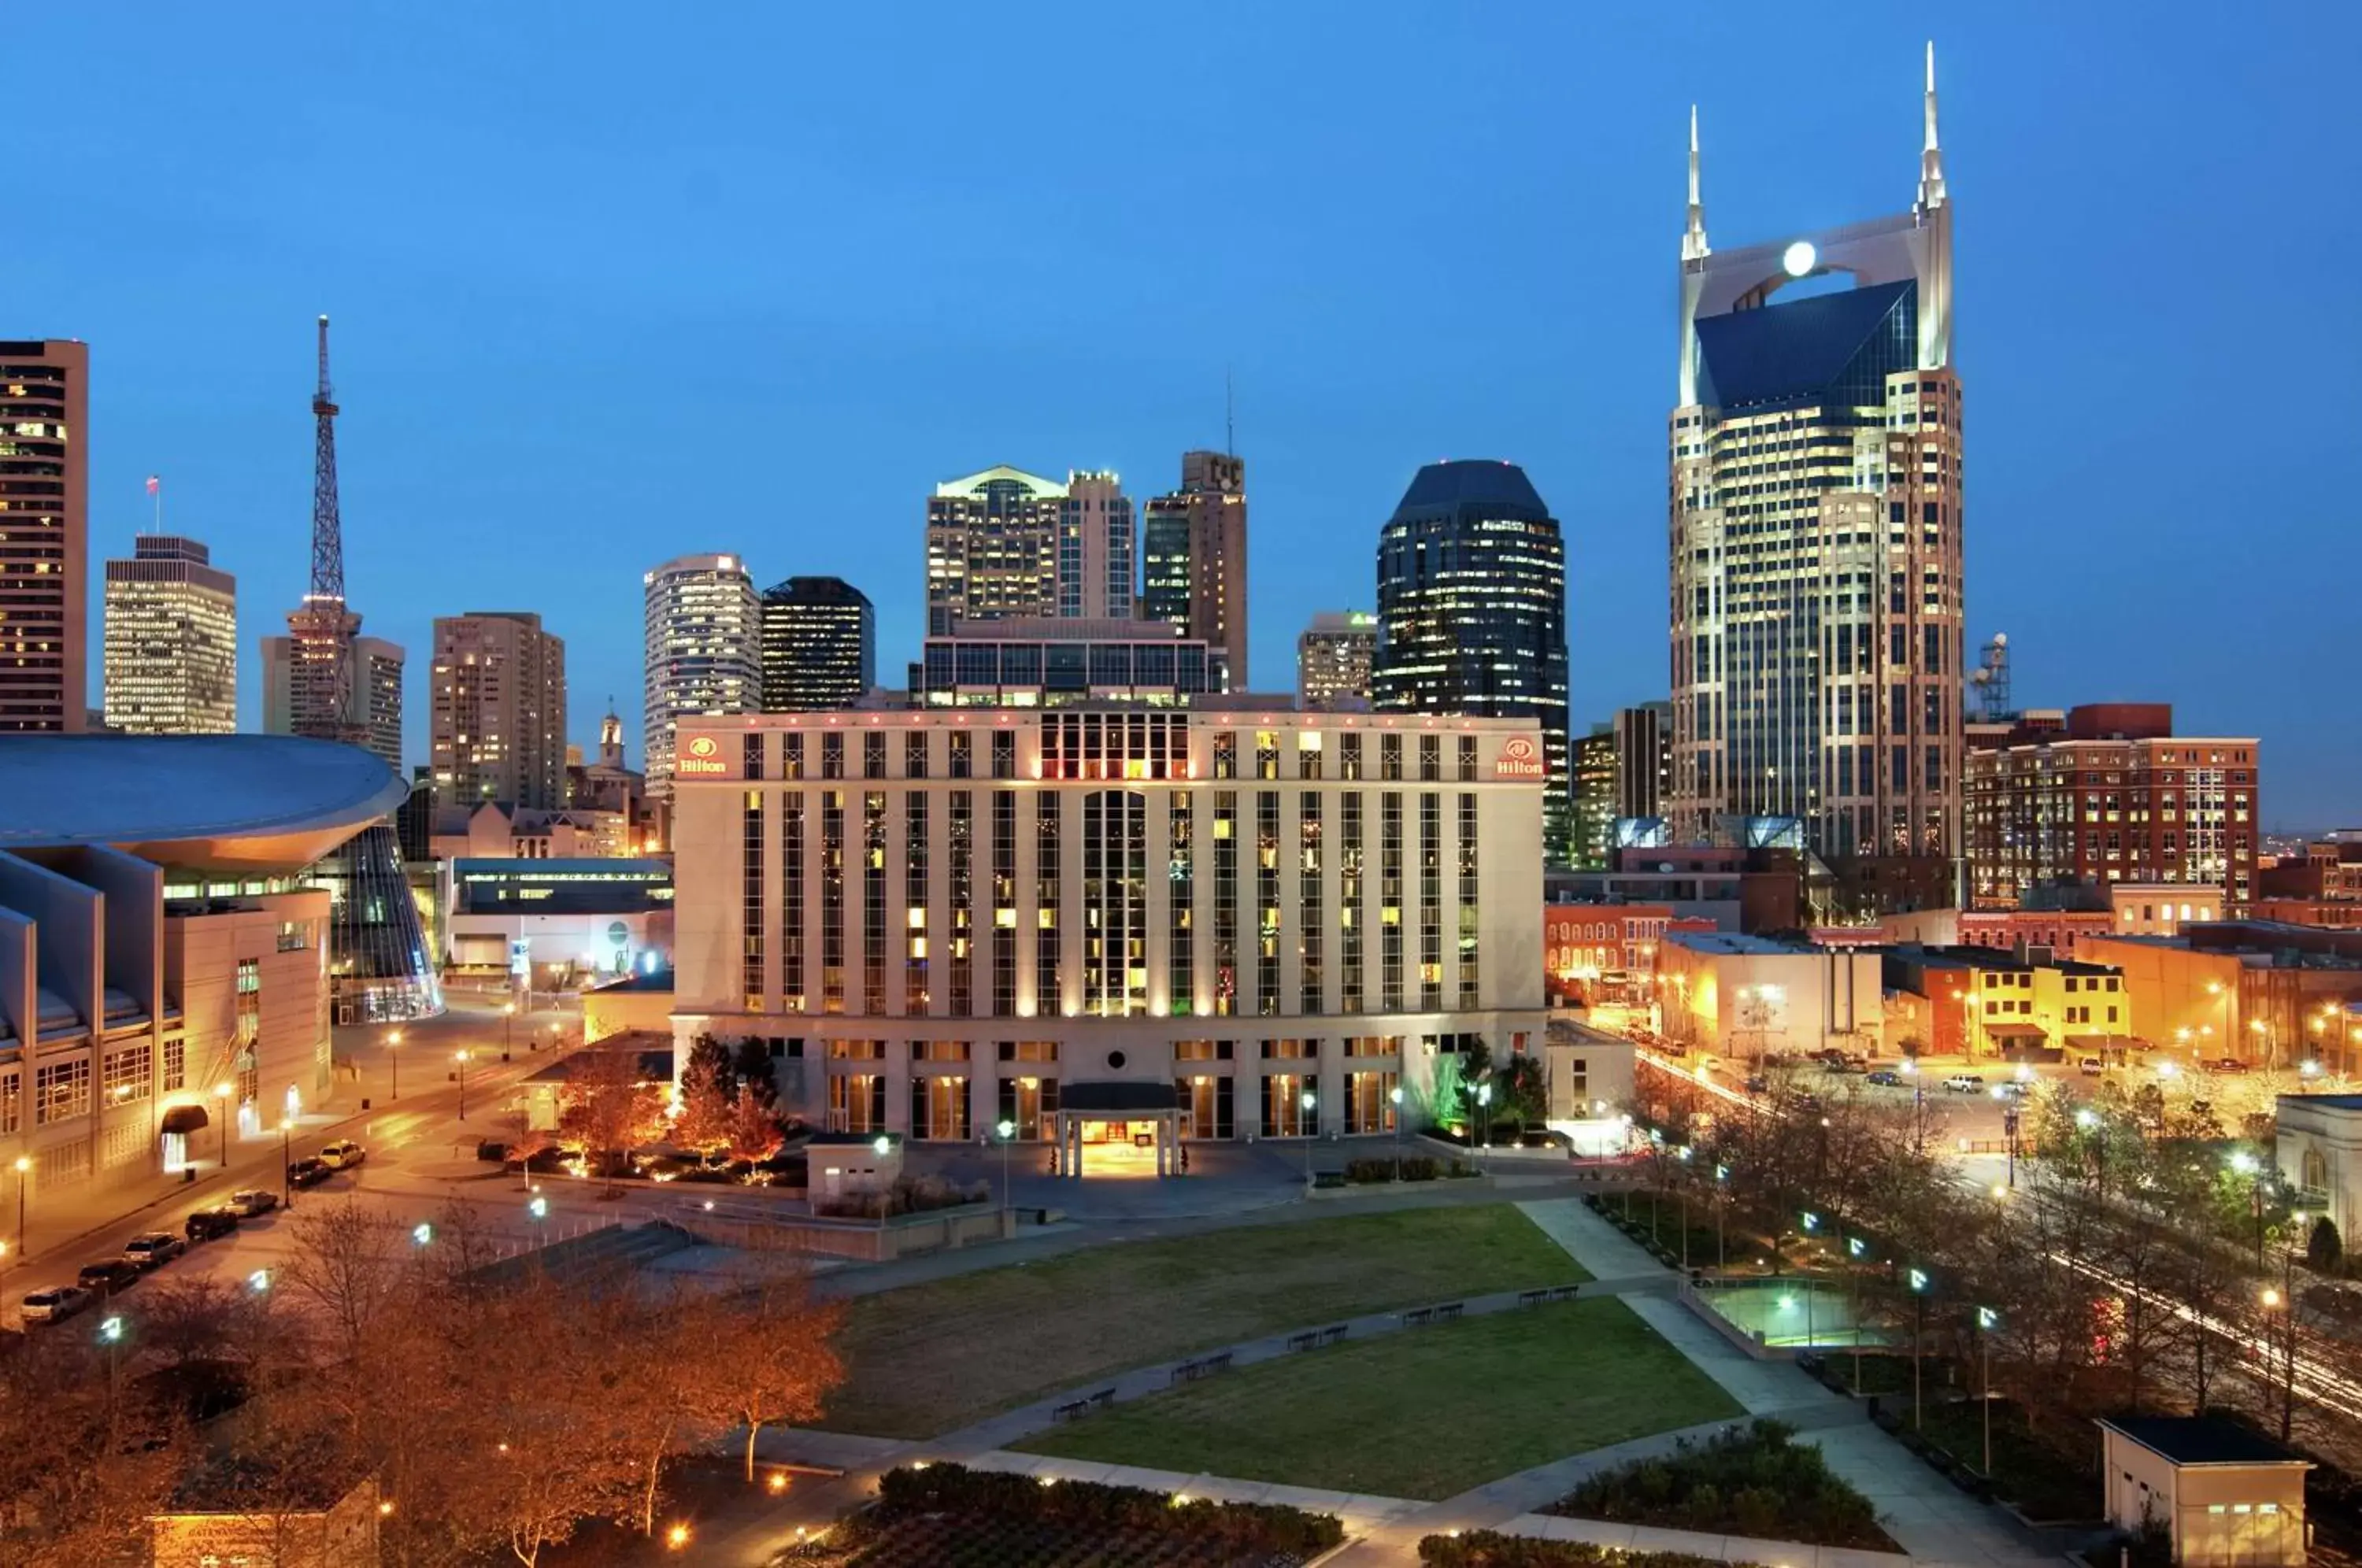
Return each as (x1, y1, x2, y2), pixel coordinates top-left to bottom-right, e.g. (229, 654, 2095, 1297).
(676, 734, 729, 777)
(1494, 736, 1546, 780)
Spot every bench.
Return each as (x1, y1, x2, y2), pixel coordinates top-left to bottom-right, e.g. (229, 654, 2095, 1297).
(1202, 1350, 1233, 1374)
(1087, 1388, 1116, 1411)
(1170, 1351, 1237, 1385)
(1401, 1307, 1435, 1327)
(1517, 1288, 1549, 1307)
(1435, 1302, 1464, 1322)
(1052, 1400, 1090, 1422)
(1548, 1284, 1582, 1302)
(1318, 1324, 1349, 1345)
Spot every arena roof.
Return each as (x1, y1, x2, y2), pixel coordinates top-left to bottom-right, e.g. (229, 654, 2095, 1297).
(0, 735, 404, 874)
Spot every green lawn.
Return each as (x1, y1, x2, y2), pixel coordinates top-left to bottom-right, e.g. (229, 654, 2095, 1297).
(1014, 1297, 1740, 1500)
(822, 1205, 1587, 1439)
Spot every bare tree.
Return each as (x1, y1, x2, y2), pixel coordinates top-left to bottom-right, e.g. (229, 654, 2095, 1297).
(691, 1278, 849, 1480)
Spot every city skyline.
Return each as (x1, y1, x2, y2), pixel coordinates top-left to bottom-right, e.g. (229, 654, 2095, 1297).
(13, 7, 2359, 824)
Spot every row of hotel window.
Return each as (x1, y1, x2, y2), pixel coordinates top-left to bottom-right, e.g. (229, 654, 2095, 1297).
(742, 789, 1482, 1019)
(738, 725, 1494, 786)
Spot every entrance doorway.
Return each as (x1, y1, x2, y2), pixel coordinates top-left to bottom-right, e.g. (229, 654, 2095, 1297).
(1050, 1081, 1183, 1178)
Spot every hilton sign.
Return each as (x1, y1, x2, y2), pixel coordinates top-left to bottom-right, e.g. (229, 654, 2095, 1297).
(675, 734, 732, 778)
(1494, 736, 1546, 781)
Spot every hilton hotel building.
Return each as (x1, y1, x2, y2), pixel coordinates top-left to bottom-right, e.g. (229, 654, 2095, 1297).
(669, 708, 1546, 1171)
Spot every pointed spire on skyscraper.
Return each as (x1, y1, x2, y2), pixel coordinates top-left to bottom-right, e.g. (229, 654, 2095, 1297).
(1683, 104, 1710, 262)
(1918, 41, 1948, 210)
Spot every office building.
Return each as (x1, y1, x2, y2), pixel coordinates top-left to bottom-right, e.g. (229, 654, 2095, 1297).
(761, 576, 876, 712)
(0, 339, 88, 732)
(916, 618, 1223, 708)
(101, 535, 236, 734)
(1668, 57, 1962, 878)
(665, 708, 1547, 1172)
(1296, 611, 1376, 709)
(925, 466, 1064, 636)
(1965, 703, 2258, 914)
(1654, 930, 1885, 1061)
(1141, 451, 1248, 689)
(642, 553, 760, 797)
(2082, 922, 2361, 1074)
(428, 610, 567, 810)
(1614, 701, 1672, 821)
(1881, 944, 2129, 1061)
(0, 735, 403, 1196)
(439, 857, 672, 982)
(1572, 726, 1617, 870)
(1059, 471, 1134, 621)
(262, 633, 404, 770)
(1372, 460, 1571, 863)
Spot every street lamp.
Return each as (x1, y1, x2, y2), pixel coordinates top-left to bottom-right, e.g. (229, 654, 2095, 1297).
(994, 1119, 1016, 1216)
(1712, 1163, 1729, 1271)
(2261, 1274, 2296, 1442)
(280, 1122, 294, 1210)
(1798, 1212, 1819, 1348)
(1975, 1306, 2001, 1476)
(386, 1030, 402, 1100)
(2230, 1151, 2268, 1267)
(1389, 1085, 1405, 1181)
(1299, 1089, 1317, 1184)
(1908, 1267, 1932, 1430)
(13, 1154, 31, 1264)
(502, 1001, 516, 1059)
(1476, 1082, 1492, 1156)
(454, 1049, 471, 1120)
(213, 1081, 233, 1167)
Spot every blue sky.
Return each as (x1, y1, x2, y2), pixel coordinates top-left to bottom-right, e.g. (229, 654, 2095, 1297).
(20, 2, 2359, 827)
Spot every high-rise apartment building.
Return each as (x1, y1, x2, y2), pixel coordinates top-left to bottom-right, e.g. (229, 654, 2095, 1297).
(1572, 726, 1618, 870)
(1669, 54, 1961, 881)
(1059, 471, 1135, 621)
(0, 340, 88, 732)
(102, 535, 236, 734)
(761, 576, 876, 712)
(643, 553, 760, 797)
(1296, 612, 1377, 709)
(926, 466, 1063, 636)
(1372, 460, 1571, 863)
(1966, 704, 2259, 913)
(1141, 451, 1247, 690)
(262, 633, 404, 768)
(428, 610, 567, 809)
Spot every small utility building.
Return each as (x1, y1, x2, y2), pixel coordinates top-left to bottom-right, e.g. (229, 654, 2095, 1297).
(2097, 1416, 2309, 1566)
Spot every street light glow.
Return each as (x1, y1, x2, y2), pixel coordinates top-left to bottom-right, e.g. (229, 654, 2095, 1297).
(413, 1222, 433, 1245)
(248, 1269, 271, 1293)
(98, 1315, 124, 1343)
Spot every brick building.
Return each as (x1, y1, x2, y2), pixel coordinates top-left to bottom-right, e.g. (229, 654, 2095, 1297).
(1966, 704, 2256, 915)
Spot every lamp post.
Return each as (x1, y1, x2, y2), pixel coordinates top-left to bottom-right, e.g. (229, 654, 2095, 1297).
(1713, 1163, 1729, 1271)
(2075, 1107, 2107, 1202)
(994, 1119, 1015, 1216)
(455, 1050, 471, 1120)
(213, 1082, 233, 1168)
(2001, 1102, 2021, 1187)
(1908, 1267, 1931, 1430)
(2262, 1266, 2296, 1441)
(1799, 1212, 1819, 1348)
(1389, 1085, 1405, 1181)
(279, 1122, 293, 1210)
(502, 1002, 516, 1060)
(13, 1155, 29, 1264)
(1476, 1082, 1492, 1167)
(2230, 1151, 2268, 1268)
(386, 1030, 402, 1100)
(1299, 1089, 1316, 1184)
(1846, 1236, 1869, 1392)
(1675, 1146, 1693, 1270)
(1976, 1306, 2001, 1475)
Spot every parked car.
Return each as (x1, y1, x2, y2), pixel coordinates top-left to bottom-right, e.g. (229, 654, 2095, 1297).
(1942, 1073, 1986, 1093)
(19, 1284, 93, 1323)
(122, 1232, 187, 1270)
(2076, 1056, 2106, 1076)
(1866, 1069, 1904, 1087)
(318, 1139, 366, 1170)
(287, 1157, 333, 1189)
(2209, 1058, 2247, 1074)
(1744, 1074, 1769, 1095)
(76, 1259, 142, 1296)
(1989, 1081, 2029, 1100)
(226, 1189, 280, 1218)
(184, 1207, 242, 1243)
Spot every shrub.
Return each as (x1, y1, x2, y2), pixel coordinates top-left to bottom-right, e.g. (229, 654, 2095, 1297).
(813, 1174, 993, 1219)
(1344, 1156, 1442, 1184)
(1549, 1418, 1888, 1550)
(2311, 1216, 2344, 1274)
(1420, 1532, 1750, 1568)
(873, 1463, 1344, 1558)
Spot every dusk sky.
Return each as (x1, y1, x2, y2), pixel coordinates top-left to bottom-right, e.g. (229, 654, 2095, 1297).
(20, 3, 2358, 827)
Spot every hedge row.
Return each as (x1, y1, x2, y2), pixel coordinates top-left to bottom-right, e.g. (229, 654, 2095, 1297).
(874, 1463, 1345, 1558)
(1420, 1531, 1756, 1568)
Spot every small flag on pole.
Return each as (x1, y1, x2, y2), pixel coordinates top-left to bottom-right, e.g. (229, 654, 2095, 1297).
(145, 475, 160, 495)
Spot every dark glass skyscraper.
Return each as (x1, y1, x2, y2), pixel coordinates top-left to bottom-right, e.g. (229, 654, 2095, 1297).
(1372, 460, 1572, 862)
(761, 575, 876, 711)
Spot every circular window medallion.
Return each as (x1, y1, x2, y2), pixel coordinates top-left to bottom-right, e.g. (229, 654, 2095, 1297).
(1108, 1049, 1128, 1071)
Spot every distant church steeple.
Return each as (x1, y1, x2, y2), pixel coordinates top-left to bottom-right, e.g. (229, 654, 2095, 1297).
(599, 700, 624, 770)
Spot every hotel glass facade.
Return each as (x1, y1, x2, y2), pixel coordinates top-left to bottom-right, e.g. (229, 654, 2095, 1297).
(669, 708, 1546, 1145)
